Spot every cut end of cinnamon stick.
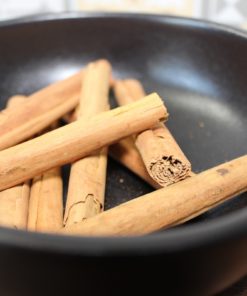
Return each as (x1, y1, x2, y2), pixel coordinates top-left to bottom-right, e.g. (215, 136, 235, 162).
(135, 124, 192, 187)
(148, 155, 191, 186)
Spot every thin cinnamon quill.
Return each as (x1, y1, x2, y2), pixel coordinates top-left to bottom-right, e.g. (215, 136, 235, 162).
(0, 95, 30, 229)
(28, 123, 63, 232)
(0, 94, 167, 191)
(113, 80, 191, 187)
(0, 70, 83, 150)
(28, 167, 63, 233)
(62, 155, 247, 236)
(64, 60, 111, 226)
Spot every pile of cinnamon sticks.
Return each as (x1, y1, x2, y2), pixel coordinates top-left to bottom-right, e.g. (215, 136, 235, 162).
(0, 59, 246, 236)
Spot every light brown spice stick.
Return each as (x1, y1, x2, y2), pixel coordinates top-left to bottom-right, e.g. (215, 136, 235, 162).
(28, 166, 63, 233)
(0, 183, 30, 229)
(62, 155, 247, 236)
(114, 79, 191, 187)
(27, 121, 63, 233)
(0, 70, 83, 150)
(109, 138, 161, 189)
(0, 93, 167, 191)
(0, 95, 30, 229)
(64, 60, 111, 226)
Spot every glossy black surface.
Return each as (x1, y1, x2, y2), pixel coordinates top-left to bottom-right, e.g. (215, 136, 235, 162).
(0, 13, 246, 296)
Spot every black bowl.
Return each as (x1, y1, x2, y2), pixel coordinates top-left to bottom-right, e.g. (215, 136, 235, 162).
(0, 13, 246, 296)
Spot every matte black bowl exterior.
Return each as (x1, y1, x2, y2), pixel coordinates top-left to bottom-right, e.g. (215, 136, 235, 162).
(0, 13, 246, 296)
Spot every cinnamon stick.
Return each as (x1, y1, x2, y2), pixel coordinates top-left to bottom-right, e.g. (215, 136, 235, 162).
(64, 60, 111, 226)
(0, 93, 167, 191)
(0, 95, 30, 229)
(28, 167, 63, 232)
(0, 70, 83, 150)
(62, 155, 247, 236)
(26, 119, 63, 233)
(114, 79, 191, 187)
(0, 182, 30, 229)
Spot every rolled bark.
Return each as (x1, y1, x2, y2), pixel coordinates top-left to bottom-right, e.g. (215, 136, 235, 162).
(0, 93, 167, 191)
(114, 79, 191, 187)
(0, 70, 83, 150)
(0, 95, 30, 229)
(62, 155, 247, 236)
(0, 182, 30, 229)
(64, 60, 111, 226)
(28, 167, 63, 233)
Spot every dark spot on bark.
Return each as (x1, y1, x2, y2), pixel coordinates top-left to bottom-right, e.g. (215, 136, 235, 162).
(217, 168, 229, 176)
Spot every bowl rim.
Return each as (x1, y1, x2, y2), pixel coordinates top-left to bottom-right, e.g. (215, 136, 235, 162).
(0, 12, 246, 256)
(1, 11, 247, 38)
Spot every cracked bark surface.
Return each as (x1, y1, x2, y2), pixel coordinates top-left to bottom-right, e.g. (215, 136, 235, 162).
(64, 149, 107, 226)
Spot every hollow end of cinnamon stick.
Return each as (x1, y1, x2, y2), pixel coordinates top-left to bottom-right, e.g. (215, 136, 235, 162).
(149, 156, 191, 186)
(135, 123, 192, 187)
(135, 125, 192, 187)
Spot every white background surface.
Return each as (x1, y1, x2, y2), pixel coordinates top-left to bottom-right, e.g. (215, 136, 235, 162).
(0, 0, 65, 20)
(0, 0, 246, 28)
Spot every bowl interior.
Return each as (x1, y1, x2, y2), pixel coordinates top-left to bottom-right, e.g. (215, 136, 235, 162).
(0, 14, 246, 229)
